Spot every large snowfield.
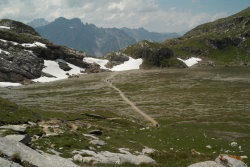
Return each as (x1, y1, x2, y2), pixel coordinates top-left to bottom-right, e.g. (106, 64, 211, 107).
(33, 60, 84, 83)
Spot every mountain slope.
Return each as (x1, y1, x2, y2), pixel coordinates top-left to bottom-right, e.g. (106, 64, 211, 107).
(35, 17, 136, 57)
(121, 27, 179, 42)
(115, 7, 250, 67)
(163, 7, 250, 65)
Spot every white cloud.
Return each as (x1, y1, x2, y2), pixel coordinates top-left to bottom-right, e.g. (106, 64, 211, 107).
(0, 0, 228, 33)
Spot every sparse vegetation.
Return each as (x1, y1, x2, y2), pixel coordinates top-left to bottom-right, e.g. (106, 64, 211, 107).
(1, 67, 249, 166)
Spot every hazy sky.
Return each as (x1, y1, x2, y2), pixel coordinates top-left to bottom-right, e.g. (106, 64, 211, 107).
(0, 0, 249, 33)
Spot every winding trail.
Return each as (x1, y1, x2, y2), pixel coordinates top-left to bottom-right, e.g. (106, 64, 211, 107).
(105, 72, 159, 128)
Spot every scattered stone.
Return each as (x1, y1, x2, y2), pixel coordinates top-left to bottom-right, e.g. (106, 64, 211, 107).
(5, 134, 31, 145)
(188, 161, 223, 167)
(0, 157, 22, 167)
(188, 154, 247, 167)
(85, 114, 106, 119)
(21, 79, 35, 85)
(89, 130, 102, 136)
(241, 156, 248, 159)
(89, 140, 106, 146)
(0, 124, 28, 132)
(44, 132, 59, 137)
(32, 135, 40, 141)
(142, 147, 155, 154)
(215, 154, 247, 167)
(72, 148, 156, 165)
(83, 134, 99, 140)
(191, 149, 201, 155)
(206, 145, 212, 149)
(230, 142, 238, 147)
(28, 121, 37, 126)
(68, 74, 80, 78)
(0, 137, 78, 167)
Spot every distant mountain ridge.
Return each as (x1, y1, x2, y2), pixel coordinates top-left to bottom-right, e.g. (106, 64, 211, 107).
(27, 18, 49, 28)
(32, 17, 179, 57)
(121, 27, 179, 42)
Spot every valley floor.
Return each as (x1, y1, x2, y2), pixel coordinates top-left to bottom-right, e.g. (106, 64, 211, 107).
(0, 66, 250, 166)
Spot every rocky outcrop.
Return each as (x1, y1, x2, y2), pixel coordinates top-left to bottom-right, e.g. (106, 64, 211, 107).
(0, 19, 91, 83)
(0, 124, 28, 132)
(188, 154, 247, 167)
(5, 134, 31, 145)
(72, 148, 156, 165)
(0, 137, 78, 167)
(120, 41, 187, 68)
(0, 50, 44, 82)
(104, 52, 129, 68)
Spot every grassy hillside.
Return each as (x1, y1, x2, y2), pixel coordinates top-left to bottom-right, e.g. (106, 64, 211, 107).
(163, 7, 250, 65)
(118, 7, 250, 68)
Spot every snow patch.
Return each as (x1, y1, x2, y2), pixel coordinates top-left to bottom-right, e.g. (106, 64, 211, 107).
(33, 60, 84, 83)
(177, 57, 202, 67)
(0, 26, 10, 29)
(0, 39, 19, 45)
(0, 48, 10, 55)
(83, 57, 109, 69)
(111, 57, 143, 71)
(0, 82, 21, 87)
(21, 42, 47, 48)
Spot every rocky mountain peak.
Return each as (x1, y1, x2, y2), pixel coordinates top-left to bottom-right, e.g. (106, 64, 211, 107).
(0, 19, 39, 36)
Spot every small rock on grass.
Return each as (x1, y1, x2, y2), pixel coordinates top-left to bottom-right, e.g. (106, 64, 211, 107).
(89, 130, 102, 136)
(89, 140, 106, 146)
(0, 124, 28, 132)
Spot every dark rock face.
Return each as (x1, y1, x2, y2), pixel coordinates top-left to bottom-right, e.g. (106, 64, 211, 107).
(0, 51, 44, 82)
(104, 52, 129, 68)
(85, 63, 109, 73)
(58, 62, 72, 71)
(206, 37, 243, 49)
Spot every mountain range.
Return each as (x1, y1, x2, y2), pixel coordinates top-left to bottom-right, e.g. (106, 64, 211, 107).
(28, 17, 179, 57)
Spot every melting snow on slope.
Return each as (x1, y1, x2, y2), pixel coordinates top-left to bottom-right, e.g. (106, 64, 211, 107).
(33, 60, 84, 83)
(83, 57, 109, 69)
(0, 48, 10, 55)
(0, 26, 10, 29)
(111, 57, 143, 71)
(0, 39, 46, 48)
(177, 57, 202, 67)
(0, 82, 21, 87)
(21, 42, 47, 48)
(0, 39, 19, 45)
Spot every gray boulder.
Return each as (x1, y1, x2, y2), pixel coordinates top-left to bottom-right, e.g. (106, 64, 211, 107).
(0, 137, 78, 167)
(5, 134, 31, 145)
(0, 50, 44, 82)
(72, 148, 156, 165)
(188, 161, 224, 167)
(0, 124, 28, 132)
(188, 154, 247, 167)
